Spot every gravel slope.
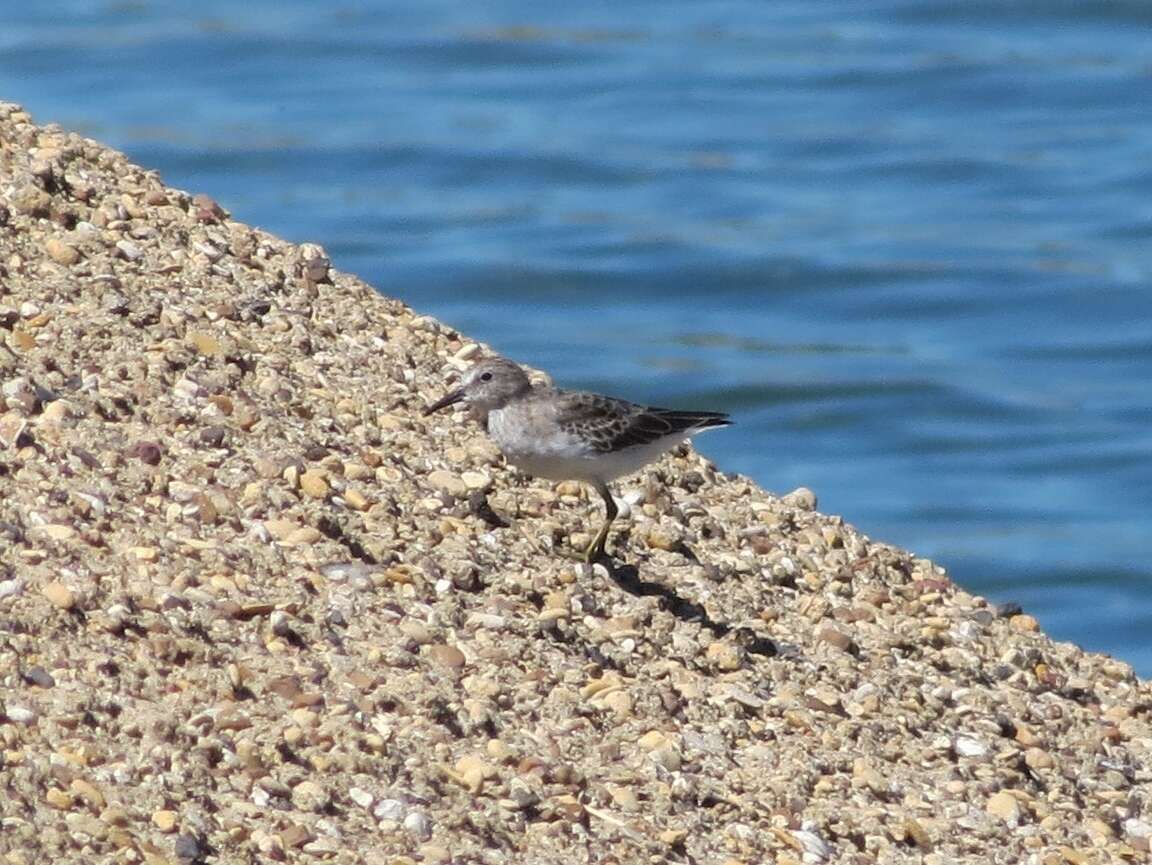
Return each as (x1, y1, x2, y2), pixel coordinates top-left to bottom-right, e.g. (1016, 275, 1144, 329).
(1, 102, 1149, 865)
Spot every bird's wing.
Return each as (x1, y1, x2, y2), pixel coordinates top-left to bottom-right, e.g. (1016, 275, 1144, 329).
(554, 390, 730, 454)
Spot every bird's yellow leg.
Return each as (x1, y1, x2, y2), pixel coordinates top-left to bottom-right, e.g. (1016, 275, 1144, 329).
(582, 482, 618, 563)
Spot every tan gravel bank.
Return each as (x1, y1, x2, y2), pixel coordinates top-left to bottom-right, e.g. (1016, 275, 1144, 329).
(1, 102, 1149, 865)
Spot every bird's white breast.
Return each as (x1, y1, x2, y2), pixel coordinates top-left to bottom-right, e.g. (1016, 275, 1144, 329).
(487, 403, 691, 484)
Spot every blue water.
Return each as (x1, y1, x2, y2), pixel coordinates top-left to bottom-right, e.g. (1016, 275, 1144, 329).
(4, 1, 1151, 673)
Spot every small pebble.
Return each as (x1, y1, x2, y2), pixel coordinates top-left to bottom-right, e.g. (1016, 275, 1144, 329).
(460, 470, 490, 490)
(45, 237, 81, 265)
(348, 787, 374, 809)
(1010, 614, 1039, 632)
(954, 736, 987, 759)
(705, 641, 743, 671)
(115, 239, 142, 260)
(427, 469, 467, 497)
(1023, 747, 1053, 770)
(188, 331, 222, 356)
(41, 582, 76, 610)
(174, 834, 207, 865)
(45, 788, 72, 809)
(985, 790, 1021, 824)
(816, 624, 855, 653)
(428, 643, 466, 668)
(403, 811, 432, 841)
(22, 666, 55, 688)
(782, 486, 818, 511)
(374, 798, 406, 823)
(343, 489, 370, 511)
(151, 809, 179, 832)
(6, 705, 38, 725)
(129, 440, 164, 465)
(299, 470, 330, 499)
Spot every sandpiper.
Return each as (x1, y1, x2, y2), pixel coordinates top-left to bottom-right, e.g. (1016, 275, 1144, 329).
(423, 356, 730, 562)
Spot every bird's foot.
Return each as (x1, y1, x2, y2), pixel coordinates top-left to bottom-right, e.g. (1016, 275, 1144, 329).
(582, 527, 612, 564)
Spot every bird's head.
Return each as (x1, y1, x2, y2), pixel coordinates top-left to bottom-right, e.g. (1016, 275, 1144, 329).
(423, 357, 533, 417)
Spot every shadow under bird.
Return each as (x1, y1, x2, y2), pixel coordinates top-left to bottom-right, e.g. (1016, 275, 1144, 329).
(423, 356, 731, 562)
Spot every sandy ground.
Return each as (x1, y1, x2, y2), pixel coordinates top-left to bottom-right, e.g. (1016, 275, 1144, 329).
(1, 101, 1149, 864)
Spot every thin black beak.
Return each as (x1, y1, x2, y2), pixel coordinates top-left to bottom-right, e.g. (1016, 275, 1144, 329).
(422, 387, 466, 416)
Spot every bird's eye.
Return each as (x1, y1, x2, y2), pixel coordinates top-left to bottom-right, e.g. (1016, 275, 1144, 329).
(479, 372, 493, 382)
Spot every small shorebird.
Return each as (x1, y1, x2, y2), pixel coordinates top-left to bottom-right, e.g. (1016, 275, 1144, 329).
(423, 356, 730, 562)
